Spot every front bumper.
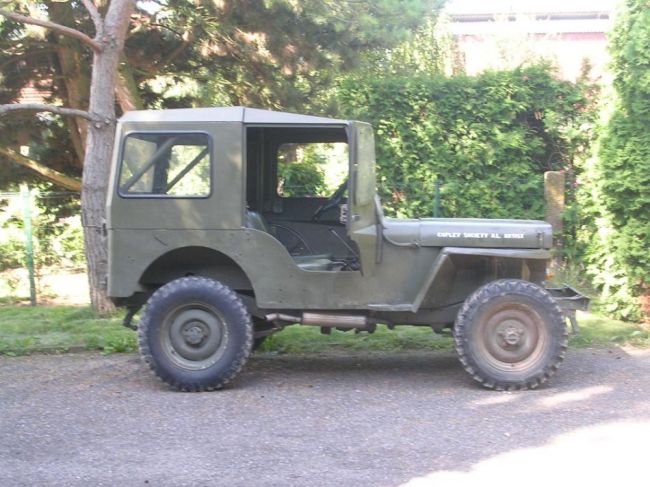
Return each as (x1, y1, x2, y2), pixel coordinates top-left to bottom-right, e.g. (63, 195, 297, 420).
(547, 285, 591, 334)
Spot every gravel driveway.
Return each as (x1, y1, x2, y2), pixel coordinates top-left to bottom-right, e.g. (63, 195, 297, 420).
(1, 347, 649, 486)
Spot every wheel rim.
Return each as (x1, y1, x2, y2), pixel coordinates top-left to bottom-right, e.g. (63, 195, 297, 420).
(160, 303, 229, 370)
(475, 302, 548, 373)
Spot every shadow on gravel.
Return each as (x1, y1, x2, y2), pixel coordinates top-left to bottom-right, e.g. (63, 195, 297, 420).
(242, 350, 465, 387)
(236, 347, 650, 486)
(1, 348, 649, 487)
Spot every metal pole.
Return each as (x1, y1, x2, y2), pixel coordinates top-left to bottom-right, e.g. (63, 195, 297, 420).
(20, 184, 37, 306)
(434, 179, 441, 218)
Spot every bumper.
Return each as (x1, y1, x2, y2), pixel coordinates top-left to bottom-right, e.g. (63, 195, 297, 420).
(547, 285, 591, 334)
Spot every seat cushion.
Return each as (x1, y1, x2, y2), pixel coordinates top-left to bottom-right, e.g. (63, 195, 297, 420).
(292, 254, 333, 263)
(244, 211, 272, 234)
(292, 255, 334, 271)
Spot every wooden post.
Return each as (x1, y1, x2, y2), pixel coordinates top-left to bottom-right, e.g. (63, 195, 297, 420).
(544, 171, 565, 269)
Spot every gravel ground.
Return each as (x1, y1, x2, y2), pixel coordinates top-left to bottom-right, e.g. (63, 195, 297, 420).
(1, 347, 649, 487)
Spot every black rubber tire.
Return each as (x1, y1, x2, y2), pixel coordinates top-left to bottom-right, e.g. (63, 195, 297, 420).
(453, 279, 567, 391)
(138, 277, 253, 391)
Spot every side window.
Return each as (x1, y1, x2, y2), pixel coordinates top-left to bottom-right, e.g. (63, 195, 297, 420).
(119, 133, 211, 197)
(277, 142, 348, 197)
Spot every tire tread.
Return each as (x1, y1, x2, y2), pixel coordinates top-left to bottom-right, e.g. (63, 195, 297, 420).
(453, 279, 568, 391)
(138, 277, 253, 392)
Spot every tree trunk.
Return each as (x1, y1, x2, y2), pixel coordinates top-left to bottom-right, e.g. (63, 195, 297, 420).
(81, 0, 134, 315)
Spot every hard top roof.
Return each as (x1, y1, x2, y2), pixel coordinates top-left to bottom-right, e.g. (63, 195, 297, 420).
(119, 106, 349, 125)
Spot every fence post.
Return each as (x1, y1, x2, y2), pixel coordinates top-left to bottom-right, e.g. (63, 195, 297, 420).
(20, 184, 37, 306)
(544, 171, 565, 270)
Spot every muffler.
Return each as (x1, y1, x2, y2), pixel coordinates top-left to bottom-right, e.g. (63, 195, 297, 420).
(266, 312, 375, 331)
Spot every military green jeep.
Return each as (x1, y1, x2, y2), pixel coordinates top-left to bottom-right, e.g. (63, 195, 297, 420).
(107, 107, 588, 391)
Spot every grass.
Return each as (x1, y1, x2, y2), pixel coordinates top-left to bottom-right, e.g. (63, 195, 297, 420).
(0, 306, 136, 356)
(568, 312, 650, 347)
(1, 305, 648, 357)
(258, 325, 454, 353)
(258, 312, 650, 353)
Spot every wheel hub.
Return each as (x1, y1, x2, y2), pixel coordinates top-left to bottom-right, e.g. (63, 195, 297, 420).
(478, 307, 545, 368)
(499, 325, 524, 347)
(182, 321, 208, 346)
(163, 306, 227, 369)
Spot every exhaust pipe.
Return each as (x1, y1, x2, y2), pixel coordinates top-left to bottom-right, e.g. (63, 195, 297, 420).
(266, 312, 375, 331)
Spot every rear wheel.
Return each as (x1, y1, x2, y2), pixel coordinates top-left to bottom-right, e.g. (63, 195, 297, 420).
(454, 279, 567, 390)
(138, 277, 252, 391)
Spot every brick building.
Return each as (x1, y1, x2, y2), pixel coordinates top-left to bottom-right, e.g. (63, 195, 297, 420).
(445, 0, 616, 81)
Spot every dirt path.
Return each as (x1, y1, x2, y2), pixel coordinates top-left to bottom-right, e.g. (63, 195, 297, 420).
(1, 347, 649, 486)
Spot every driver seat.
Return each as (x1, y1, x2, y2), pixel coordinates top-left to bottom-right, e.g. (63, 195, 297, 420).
(244, 210, 336, 271)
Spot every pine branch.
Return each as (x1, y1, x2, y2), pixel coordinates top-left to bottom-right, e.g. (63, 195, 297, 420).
(0, 103, 97, 122)
(0, 9, 103, 53)
(0, 146, 81, 192)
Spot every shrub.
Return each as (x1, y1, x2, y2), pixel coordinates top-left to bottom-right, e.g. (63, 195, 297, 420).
(337, 64, 596, 224)
(582, 0, 650, 321)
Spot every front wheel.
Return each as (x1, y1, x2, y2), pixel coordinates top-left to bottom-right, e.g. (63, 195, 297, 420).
(138, 277, 253, 391)
(454, 279, 567, 390)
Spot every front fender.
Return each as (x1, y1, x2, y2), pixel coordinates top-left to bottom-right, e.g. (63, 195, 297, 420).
(411, 247, 551, 312)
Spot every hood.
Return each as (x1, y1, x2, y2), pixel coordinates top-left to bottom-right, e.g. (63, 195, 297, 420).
(382, 217, 553, 249)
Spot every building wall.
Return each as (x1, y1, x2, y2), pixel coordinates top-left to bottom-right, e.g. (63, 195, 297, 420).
(447, 9, 614, 81)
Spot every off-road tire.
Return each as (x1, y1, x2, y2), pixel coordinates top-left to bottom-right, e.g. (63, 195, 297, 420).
(454, 279, 567, 391)
(138, 277, 253, 391)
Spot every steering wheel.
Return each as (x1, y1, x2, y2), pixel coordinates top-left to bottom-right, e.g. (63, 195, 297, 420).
(312, 178, 348, 221)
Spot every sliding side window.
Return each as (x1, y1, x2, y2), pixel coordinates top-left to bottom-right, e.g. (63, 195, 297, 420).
(119, 133, 211, 197)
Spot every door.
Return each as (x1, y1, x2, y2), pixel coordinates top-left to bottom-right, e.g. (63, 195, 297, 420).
(348, 122, 379, 275)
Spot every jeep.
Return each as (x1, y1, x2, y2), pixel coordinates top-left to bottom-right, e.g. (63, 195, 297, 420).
(106, 107, 588, 391)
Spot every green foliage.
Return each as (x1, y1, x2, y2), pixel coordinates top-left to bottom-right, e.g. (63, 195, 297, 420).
(129, 0, 440, 113)
(0, 234, 24, 272)
(259, 312, 648, 353)
(361, 14, 462, 78)
(583, 0, 650, 321)
(260, 325, 453, 353)
(0, 306, 136, 355)
(1, 0, 441, 193)
(277, 160, 326, 197)
(0, 192, 85, 273)
(337, 65, 596, 220)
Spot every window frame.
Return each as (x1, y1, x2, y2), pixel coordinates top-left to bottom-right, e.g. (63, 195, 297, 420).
(117, 131, 214, 199)
(274, 140, 350, 199)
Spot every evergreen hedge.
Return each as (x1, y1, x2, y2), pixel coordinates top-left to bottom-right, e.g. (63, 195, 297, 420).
(337, 65, 595, 222)
(585, 0, 650, 321)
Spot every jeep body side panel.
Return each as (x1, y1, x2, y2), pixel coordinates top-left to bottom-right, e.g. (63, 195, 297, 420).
(108, 223, 549, 312)
(107, 121, 243, 297)
(107, 228, 439, 309)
